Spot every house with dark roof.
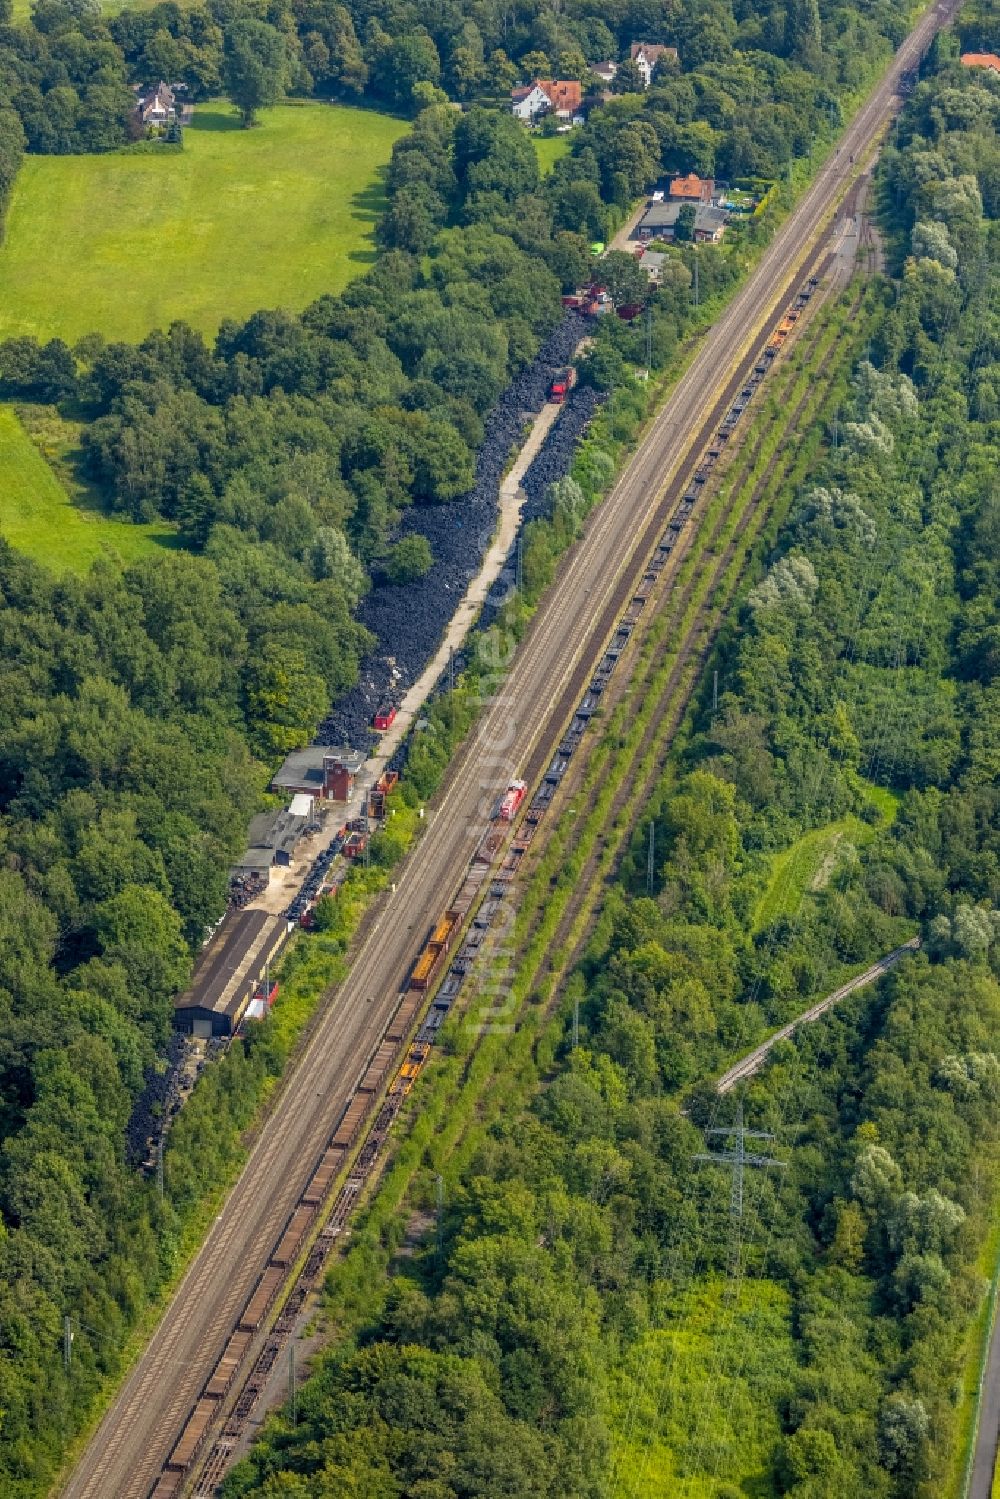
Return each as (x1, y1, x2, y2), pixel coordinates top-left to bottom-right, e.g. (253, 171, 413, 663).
(136, 81, 176, 127)
(636, 201, 728, 242)
(630, 43, 679, 87)
(174, 910, 290, 1037)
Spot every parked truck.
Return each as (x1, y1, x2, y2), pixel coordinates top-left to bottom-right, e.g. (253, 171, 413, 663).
(548, 367, 577, 404)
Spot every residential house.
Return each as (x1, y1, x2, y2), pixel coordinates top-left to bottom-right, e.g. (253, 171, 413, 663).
(637, 248, 668, 282)
(630, 43, 679, 87)
(511, 79, 584, 121)
(960, 52, 1000, 71)
(136, 80, 176, 128)
(636, 201, 728, 242)
(669, 173, 715, 203)
(591, 61, 618, 85)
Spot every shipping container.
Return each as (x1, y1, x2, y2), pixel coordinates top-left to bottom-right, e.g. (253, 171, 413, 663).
(548, 367, 577, 403)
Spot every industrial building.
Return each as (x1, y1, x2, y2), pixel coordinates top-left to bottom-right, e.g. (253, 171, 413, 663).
(174, 910, 290, 1037)
(636, 201, 728, 242)
(232, 796, 315, 882)
(271, 746, 366, 802)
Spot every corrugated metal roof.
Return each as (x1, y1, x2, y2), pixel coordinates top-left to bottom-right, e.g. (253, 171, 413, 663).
(175, 910, 287, 1020)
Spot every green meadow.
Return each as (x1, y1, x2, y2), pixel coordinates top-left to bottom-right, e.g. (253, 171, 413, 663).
(0, 405, 177, 572)
(533, 132, 573, 175)
(0, 102, 407, 344)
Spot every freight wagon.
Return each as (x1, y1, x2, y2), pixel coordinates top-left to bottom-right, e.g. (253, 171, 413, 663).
(409, 912, 458, 990)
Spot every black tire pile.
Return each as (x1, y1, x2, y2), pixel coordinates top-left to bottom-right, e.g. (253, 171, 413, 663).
(228, 872, 267, 909)
(519, 384, 604, 525)
(318, 312, 589, 750)
(125, 1032, 186, 1170)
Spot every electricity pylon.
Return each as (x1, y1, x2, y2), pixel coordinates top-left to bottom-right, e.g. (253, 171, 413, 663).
(693, 1101, 786, 1278)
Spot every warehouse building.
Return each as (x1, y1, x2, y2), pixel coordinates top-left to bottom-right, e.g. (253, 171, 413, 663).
(271, 745, 366, 802)
(174, 910, 290, 1037)
(232, 798, 315, 881)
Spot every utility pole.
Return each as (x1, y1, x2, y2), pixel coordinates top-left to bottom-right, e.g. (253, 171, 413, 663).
(435, 1174, 444, 1259)
(63, 1316, 73, 1373)
(289, 1344, 296, 1426)
(645, 302, 653, 371)
(693, 256, 699, 308)
(572, 995, 580, 1050)
(712, 669, 718, 715)
(516, 534, 523, 593)
(646, 820, 655, 893)
(693, 1102, 786, 1278)
(156, 1131, 164, 1201)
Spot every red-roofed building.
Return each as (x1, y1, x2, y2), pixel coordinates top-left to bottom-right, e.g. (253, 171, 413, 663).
(511, 79, 584, 121)
(960, 52, 1000, 71)
(669, 173, 715, 202)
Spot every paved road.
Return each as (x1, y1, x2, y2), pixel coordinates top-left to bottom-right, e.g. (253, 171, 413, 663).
(716, 938, 920, 1094)
(59, 7, 958, 1495)
(970, 1285, 1000, 1499)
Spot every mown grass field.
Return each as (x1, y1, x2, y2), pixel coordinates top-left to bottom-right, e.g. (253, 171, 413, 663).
(0, 405, 177, 572)
(0, 102, 407, 343)
(533, 132, 573, 176)
(752, 782, 901, 933)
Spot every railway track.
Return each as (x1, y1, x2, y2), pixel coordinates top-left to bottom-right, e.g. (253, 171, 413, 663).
(384, 281, 862, 1196)
(157, 263, 829, 1499)
(173, 264, 867, 1494)
(58, 8, 958, 1493)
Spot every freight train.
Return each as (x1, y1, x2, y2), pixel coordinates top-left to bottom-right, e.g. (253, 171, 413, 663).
(147, 268, 823, 1499)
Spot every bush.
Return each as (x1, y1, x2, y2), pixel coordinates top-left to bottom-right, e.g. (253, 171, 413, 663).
(385, 534, 434, 583)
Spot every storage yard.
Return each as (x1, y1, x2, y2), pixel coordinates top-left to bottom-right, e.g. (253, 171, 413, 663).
(58, 7, 956, 1492)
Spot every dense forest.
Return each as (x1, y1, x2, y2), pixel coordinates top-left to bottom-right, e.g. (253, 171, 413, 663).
(0, 0, 975, 1489)
(221, 44, 1000, 1499)
(0, 0, 906, 149)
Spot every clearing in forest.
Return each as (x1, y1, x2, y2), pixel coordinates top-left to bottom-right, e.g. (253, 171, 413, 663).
(0, 405, 177, 572)
(533, 133, 573, 175)
(610, 1279, 796, 1496)
(752, 783, 900, 933)
(0, 102, 406, 344)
